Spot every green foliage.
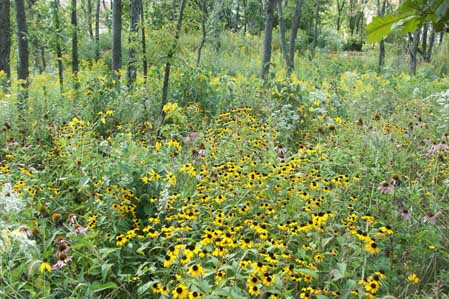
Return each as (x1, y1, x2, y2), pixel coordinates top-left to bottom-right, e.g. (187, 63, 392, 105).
(367, 0, 449, 43)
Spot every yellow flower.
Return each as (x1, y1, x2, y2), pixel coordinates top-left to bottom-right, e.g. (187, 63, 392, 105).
(407, 273, 420, 284)
(39, 261, 51, 273)
(188, 264, 204, 277)
(172, 283, 188, 299)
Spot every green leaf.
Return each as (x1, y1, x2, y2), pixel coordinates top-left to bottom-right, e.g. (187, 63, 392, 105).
(92, 282, 118, 293)
(366, 13, 409, 42)
(435, 0, 449, 21)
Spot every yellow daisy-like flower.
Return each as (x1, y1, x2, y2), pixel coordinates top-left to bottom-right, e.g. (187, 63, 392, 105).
(407, 273, 420, 284)
(364, 240, 380, 254)
(188, 264, 204, 277)
(39, 261, 51, 273)
(172, 283, 188, 299)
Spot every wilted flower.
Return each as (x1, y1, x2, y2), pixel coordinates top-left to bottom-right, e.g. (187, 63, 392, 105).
(427, 143, 449, 156)
(74, 224, 87, 234)
(422, 211, 441, 225)
(398, 207, 412, 221)
(378, 181, 394, 194)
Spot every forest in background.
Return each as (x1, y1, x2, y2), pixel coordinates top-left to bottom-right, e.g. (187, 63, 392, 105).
(1, 0, 449, 298)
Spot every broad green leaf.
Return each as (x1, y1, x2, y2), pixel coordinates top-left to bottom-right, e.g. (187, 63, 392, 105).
(435, 0, 449, 21)
(366, 14, 409, 42)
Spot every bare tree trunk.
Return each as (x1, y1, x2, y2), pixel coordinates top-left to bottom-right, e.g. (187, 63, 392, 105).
(140, 0, 148, 83)
(288, 0, 302, 75)
(278, 0, 289, 71)
(53, 0, 64, 92)
(243, 0, 247, 34)
(95, 0, 100, 60)
(311, 0, 321, 57)
(336, 0, 345, 31)
(127, 0, 139, 88)
(439, 32, 444, 44)
(87, 0, 94, 39)
(261, 0, 276, 81)
(410, 30, 420, 75)
(0, 0, 11, 86)
(425, 27, 435, 63)
(376, 0, 387, 73)
(161, 0, 187, 114)
(421, 22, 428, 59)
(72, 0, 79, 89)
(196, 0, 208, 66)
(112, 0, 122, 88)
(15, 0, 29, 110)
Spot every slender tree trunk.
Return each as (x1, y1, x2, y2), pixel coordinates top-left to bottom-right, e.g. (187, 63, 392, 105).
(196, 0, 208, 66)
(161, 0, 187, 114)
(15, 0, 29, 110)
(72, 0, 79, 89)
(421, 22, 428, 59)
(243, 0, 247, 34)
(112, 0, 122, 87)
(140, 0, 148, 83)
(376, 0, 387, 73)
(439, 32, 444, 44)
(53, 0, 64, 92)
(336, 0, 345, 31)
(87, 0, 94, 39)
(95, 0, 100, 60)
(311, 0, 321, 57)
(425, 27, 435, 62)
(127, 0, 139, 88)
(288, 0, 302, 75)
(0, 0, 11, 86)
(261, 0, 276, 81)
(410, 30, 420, 75)
(278, 0, 289, 71)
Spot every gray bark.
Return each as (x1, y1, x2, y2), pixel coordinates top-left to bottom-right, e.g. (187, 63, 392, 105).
(410, 30, 420, 75)
(311, 0, 321, 57)
(15, 0, 29, 109)
(261, 0, 276, 81)
(72, 0, 79, 88)
(127, 0, 139, 88)
(336, 0, 345, 31)
(0, 0, 11, 85)
(53, 0, 64, 92)
(278, 0, 289, 71)
(161, 0, 187, 114)
(377, 0, 387, 73)
(288, 0, 302, 75)
(425, 27, 435, 63)
(422, 22, 428, 59)
(196, 0, 208, 66)
(112, 0, 122, 85)
(140, 0, 147, 83)
(87, 0, 93, 39)
(95, 0, 100, 60)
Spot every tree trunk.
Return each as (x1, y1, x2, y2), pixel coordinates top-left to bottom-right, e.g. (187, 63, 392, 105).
(112, 0, 122, 87)
(95, 0, 100, 60)
(140, 0, 148, 83)
(410, 30, 420, 75)
(53, 0, 64, 92)
(196, 0, 208, 66)
(15, 0, 29, 110)
(0, 0, 11, 86)
(161, 0, 187, 114)
(336, 0, 345, 31)
(127, 0, 139, 88)
(425, 27, 435, 63)
(87, 0, 94, 39)
(288, 0, 302, 75)
(439, 32, 444, 44)
(72, 0, 79, 89)
(243, 0, 247, 34)
(261, 0, 276, 81)
(278, 0, 289, 71)
(421, 22, 428, 59)
(311, 0, 321, 57)
(376, 0, 387, 73)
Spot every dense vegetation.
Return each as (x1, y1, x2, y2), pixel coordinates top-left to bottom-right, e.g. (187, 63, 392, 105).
(1, 0, 449, 298)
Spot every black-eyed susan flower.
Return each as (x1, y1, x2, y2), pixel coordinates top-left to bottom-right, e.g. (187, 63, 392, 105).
(188, 263, 204, 277)
(115, 234, 128, 247)
(39, 260, 51, 273)
(172, 283, 188, 299)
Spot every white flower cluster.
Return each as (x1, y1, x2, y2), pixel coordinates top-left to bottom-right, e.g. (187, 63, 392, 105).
(0, 183, 24, 214)
(0, 224, 36, 256)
